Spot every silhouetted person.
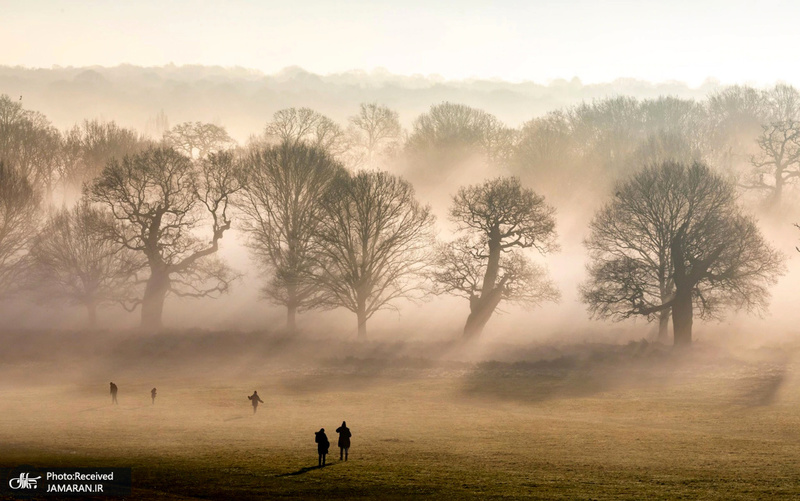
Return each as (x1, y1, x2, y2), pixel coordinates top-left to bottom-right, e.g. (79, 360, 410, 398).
(109, 382, 118, 405)
(315, 428, 330, 466)
(336, 421, 351, 461)
(151, 387, 157, 405)
(247, 391, 264, 414)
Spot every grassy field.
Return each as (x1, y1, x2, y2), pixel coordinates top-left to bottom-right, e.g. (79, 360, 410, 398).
(0, 334, 799, 499)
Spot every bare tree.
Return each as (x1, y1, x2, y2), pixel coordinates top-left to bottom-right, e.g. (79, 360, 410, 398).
(163, 122, 236, 160)
(741, 121, 800, 210)
(436, 177, 559, 339)
(347, 103, 402, 168)
(0, 94, 61, 199)
(237, 142, 345, 332)
(60, 119, 145, 192)
(0, 161, 40, 295)
(582, 162, 784, 346)
(764, 84, 800, 123)
(624, 131, 704, 174)
(406, 102, 514, 160)
(89, 147, 240, 331)
(313, 171, 435, 338)
(263, 108, 348, 158)
(704, 85, 767, 172)
(581, 165, 677, 341)
(510, 112, 576, 188)
(29, 201, 143, 327)
(433, 236, 558, 337)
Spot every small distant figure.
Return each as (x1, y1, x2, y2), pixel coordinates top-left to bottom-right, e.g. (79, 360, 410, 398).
(247, 391, 264, 414)
(315, 428, 330, 466)
(151, 387, 157, 405)
(336, 421, 351, 461)
(109, 382, 118, 405)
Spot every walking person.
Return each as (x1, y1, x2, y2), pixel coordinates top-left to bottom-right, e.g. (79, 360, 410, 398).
(110, 382, 118, 405)
(151, 387, 157, 405)
(336, 421, 351, 461)
(315, 428, 330, 466)
(247, 391, 264, 414)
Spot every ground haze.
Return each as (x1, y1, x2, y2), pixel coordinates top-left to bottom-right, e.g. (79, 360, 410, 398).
(0, 332, 798, 500)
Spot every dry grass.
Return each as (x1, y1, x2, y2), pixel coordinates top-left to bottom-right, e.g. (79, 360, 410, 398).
(1, 335, 799, 499)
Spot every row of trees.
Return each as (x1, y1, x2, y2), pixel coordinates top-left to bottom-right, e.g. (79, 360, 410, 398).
(5, 85, 800, 214)
(404, 86, 800, 215)
(1, 148, 786, 345)
(0, 92, 793, 344)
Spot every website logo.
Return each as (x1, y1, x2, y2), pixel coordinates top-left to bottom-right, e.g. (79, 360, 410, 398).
(9, 472, 41, 490)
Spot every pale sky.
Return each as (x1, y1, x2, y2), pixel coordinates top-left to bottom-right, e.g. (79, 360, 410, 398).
(1, 0, 797, 86)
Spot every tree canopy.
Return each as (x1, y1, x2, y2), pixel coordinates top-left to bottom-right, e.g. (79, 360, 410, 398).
(582, 161, 785, 345)
(435, 177, 559, 339)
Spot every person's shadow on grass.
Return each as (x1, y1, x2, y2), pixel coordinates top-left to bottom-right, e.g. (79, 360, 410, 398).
(276, 463, 338, 477)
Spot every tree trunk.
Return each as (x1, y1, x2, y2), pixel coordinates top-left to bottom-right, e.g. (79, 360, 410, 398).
(462, 289, 504, 340)
(357, 308, 367, 340)
(464, 235, 505, 340)
(141, 269, 170, 332)
(86, 300, 98, 329)
(286, 284, 298, 334)
(657, 310, 670, 343)
(481, 237, 501, 298)
(463, 309, 490, 339)
(671, 289, 693, 347)
(770, 166, 784, 210)
(287, 304, 297, 334)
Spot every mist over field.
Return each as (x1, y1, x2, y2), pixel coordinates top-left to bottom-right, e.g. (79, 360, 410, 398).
(3, 1, 800, 497)
(0, 65, 723, 141)
(1, 65, 798, 344)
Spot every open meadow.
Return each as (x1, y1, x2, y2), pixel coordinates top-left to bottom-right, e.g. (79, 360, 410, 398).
(1, 332, 799, 500)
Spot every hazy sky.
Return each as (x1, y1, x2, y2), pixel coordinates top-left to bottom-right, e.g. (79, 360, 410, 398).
(2, 0, 797, 85)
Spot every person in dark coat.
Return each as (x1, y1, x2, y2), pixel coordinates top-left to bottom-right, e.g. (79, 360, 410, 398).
(336, 421, 351, 461)
(247, 391, 264, 414)
(109, 382, 118, 404)
(315, 428, 330, 466)
(151, 387, 157, 405)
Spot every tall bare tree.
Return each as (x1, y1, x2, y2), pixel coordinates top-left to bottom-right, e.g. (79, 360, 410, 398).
(510, 112, 577, 190)
(704, 85, 767, 173)
(407, 102, 514, 161)
(263, 108, 348, 158)
(435, 177, 559, 339)
(314, 171, 435, 338)
(60, 119, 145, 192)
(0, 94, 61, 199)
(0, 161, 40, 295)
(163, 122, 235, 160)
(741, 120, 800, 210)
(237, 142, 345, 332)
(29, 201, 143, 327)
(89, 147, 240, 330)
(582, 162, 784, 346)
(347, 103, 402, 168)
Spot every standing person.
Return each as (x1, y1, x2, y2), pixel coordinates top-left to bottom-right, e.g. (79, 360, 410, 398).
(336, 421, 351, 461)
(151, 387, 157, 405)
(109, 382, 118, 404)
(247, 391, 264, 414)
(315, 428, 330, 466)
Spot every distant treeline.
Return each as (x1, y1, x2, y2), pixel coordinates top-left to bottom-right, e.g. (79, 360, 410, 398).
(0, 64, 721, 139)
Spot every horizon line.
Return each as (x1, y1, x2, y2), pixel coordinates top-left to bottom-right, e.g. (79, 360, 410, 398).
(0, 62, 776, 90)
